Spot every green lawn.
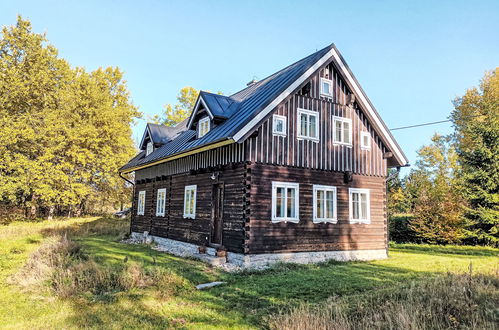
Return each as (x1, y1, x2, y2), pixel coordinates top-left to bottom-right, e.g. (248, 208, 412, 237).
(0, 217, 497, 329)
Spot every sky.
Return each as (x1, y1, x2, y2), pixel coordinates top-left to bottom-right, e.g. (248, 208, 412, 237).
(1, 0, 498, 173)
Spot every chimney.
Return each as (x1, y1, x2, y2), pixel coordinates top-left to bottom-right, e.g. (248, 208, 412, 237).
(246, 78, 258, 86)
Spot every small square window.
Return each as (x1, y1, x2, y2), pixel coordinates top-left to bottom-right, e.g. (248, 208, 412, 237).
(349, 188, 370, 224)
(333, 116, 352, 146)
(183, 185, 197, 219)
(320, 78, 333, 98)
(272, 115, 287, 136)
(137, 191, 146, 215)
(361, 131, 371, 150)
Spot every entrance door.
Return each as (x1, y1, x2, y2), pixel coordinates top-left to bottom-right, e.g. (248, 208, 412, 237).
(211, 183, 224, 245)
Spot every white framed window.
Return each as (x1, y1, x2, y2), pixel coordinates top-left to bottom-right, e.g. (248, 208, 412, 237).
(271, 181, 299, 223)
(272, 114, 287, 136)
(198, 117, 210, 138)
(137, 191, 146, 215)
(333, 116, 352, 145)
(349, 188, 370, 224)
(183, 185, 197, 219)
(361, 131, 371, 150)
(297, 108, 319, 141)
(313, 185, 337, 223)
(156, 188, 167, 217)
(146, 142, 153, 156)
(320, 77, 333, 98)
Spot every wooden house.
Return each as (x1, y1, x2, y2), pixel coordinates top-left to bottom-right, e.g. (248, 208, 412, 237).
(119, 44, 408, 268)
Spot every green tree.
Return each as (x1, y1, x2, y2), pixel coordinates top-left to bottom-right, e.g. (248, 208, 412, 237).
(151, 86, 199, 126)
(451, 68, 499, 246)
(408, 134, 466, 244)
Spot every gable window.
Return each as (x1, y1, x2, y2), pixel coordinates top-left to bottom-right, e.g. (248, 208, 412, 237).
(146, 142, 153, 156)
(272, 114, 287, 136)
(333, 116, 352, 145)
(320, 78, 333, 98)
(297, 108, 319, 141)
(137, 191, 146, 215)
(349, 188, 370, 224)
(198, 117, 210, 138)
(271, 181, 299, 223)
(313, 185, 337, 223)
(361, 131, 371, 150)
(156, 188, 167, 217)
(183, 185, 197, 218)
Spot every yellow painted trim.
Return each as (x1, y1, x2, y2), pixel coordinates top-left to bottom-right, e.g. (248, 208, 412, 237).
(120, 139, 235, 174)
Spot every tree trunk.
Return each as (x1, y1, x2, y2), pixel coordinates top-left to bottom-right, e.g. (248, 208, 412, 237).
(47, 205, 55, 220)
(29, 194, 38, 219)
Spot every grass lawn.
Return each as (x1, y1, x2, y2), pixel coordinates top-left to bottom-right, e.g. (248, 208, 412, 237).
(0, 217, 497, 329)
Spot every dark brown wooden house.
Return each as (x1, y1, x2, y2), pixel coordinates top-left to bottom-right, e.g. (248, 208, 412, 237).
(120, 44, 408, 268)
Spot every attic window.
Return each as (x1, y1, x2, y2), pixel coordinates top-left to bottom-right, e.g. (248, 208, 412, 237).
(361, 131, 371, 150)
(272, 115, 287, 136)
(146, 142, 153, 156)
(198, 117, 210, 138)
(320, 78, 333, 98)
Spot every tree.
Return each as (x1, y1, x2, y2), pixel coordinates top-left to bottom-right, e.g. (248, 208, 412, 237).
(451, 68, 499, 246)
(151, 86, 199, 126)
(407, 134, 466, 244)
(0, 16, 139, 218)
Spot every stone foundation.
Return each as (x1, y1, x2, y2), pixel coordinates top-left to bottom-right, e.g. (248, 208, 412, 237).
(130, 232, 387, 270)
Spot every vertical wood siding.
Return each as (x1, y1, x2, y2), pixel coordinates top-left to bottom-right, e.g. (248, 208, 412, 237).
(245, 63, 388, 177)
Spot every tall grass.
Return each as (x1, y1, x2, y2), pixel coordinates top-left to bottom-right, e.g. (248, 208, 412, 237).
(268, 273, 499, 330)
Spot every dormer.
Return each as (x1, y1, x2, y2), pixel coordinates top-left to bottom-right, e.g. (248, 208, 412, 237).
(187, 91, 236, 139)
(139, 121, 188, 157)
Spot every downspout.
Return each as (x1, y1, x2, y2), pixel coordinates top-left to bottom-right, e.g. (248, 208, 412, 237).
(119, 171, 134, 236)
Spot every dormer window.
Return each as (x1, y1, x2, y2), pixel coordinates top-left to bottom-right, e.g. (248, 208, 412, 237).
(198, 117, 210, 138)
(146, 142, 153, 156)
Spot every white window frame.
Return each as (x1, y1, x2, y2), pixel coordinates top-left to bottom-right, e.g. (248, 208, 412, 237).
(272, 114, 287, 136)
(360, 131, 371, 150)
(271, 181, 300, 223)
(320, 77, 333, 98)
(313, 185, 337, 223)
(198, 116, 210, 138)
(333, 116, 352, 146)
(297, 108, 319, 142)
(137, 191, 146, 215)
(349, 188, 370, 224)
(183, 185, 197, 219)
(146, 142, 153, 156)
(156, 188, 167, 217)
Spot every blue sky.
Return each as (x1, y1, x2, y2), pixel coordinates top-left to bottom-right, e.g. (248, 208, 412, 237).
(2, 0, 498, 172)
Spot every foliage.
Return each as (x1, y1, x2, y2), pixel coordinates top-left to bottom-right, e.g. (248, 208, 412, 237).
(451, 68, 499, 246)
(0, 16, 139, 218)
(150, 86, 199, 126)
(1, 217, 498, 329)
(388, 213, 416, 243)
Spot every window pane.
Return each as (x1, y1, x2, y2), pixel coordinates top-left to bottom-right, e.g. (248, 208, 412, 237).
(326, 191, 334, 219)
(184, 192, 190, 214)
(276, 119, 283, 132)
(276, 187, 285, 217)
(360, 194, 367, 220)
(363, 134, 369, 147)
(323, 81, 330, 94)
(352, 193, 359, 219)
(335, 121, 342, 141)
(300, 113, 308, 136)
(316, 190, 324, 218)
(287, 188, 295, 218)
(343, 122, 350, 143)
(190, 190, 195, 213)
(309, 115, 316, 138)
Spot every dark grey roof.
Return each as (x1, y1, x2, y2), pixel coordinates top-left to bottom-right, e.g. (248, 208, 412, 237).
(121, 44, 335, 172)
(140, 120, 188, 149)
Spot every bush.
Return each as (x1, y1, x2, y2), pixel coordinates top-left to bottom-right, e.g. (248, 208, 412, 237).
(268, 273, 499, 330)
(388, 214, 416, 243)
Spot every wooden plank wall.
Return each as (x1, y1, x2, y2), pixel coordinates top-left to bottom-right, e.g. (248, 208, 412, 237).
(131, 163, 247, 253)
(245, 63, 388, 177)
(247, 163, 387, 254)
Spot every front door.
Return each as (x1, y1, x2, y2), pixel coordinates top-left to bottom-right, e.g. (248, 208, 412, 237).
(211, 183, 224, 245)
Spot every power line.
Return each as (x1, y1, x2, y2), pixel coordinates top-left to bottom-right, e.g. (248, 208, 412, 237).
(390, 114, 483, 131)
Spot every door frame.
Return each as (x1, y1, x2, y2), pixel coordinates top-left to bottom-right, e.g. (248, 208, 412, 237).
(210, 182, 224, 246)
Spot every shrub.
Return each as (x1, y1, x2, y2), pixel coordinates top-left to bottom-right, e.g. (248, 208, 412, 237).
(388, 213, 416, 243)
(268, 273, 499, 330)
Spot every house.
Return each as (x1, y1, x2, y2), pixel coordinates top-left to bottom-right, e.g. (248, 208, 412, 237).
(119, 44, 408, 268)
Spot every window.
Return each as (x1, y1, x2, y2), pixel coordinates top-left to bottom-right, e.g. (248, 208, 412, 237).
(361, 131, 371, 150)
(198, 117, 210, 138)
(320, 78, 333, 98)
(146, 142, 153, 156)
(156, 188, 166, 217)
(272, 114, 287, 136)
(313, 185, 337, 223)
(137, 191, 146, 215)
(333, 116, 352, 145)
(349, 188, 370, 224)
(183, 185, 197, 218)
(297, 108, 319, 141)
(271, 181, 299, 223)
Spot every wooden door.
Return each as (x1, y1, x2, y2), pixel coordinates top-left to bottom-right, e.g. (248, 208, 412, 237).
(211, 183, 224, 245)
